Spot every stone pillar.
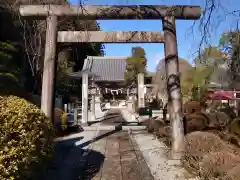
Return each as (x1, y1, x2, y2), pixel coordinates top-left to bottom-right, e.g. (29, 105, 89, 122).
(91, 95, 96, 121)
(81, 73, 88, 124)
(138, 73, 145, 108)
(67, 103, 71, 112)
(41, 15, 57, 120)
(163, 16, 184, 159)
(64, 104, 68, 113)
(74, 108, 78, 125)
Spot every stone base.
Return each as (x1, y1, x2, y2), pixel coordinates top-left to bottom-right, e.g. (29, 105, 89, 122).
(81, 125, 147, 131)
(169, 151, 183, 162)
(81, 122, 90, 127)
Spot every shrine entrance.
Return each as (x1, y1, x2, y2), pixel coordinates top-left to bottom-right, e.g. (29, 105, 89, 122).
(82, 56, 129, 108)
(102, 86, 125, 100)
(19, 4, 201, 157)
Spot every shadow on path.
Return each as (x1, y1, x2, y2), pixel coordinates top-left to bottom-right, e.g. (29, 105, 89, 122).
(88, 109, 124, 125)
(37, 109, 130, 180)
(39, 137, 105, 180)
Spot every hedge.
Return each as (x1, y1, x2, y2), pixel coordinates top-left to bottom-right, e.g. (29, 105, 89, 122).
(0, 95, 55, 180)
(54, 108, 68, 133)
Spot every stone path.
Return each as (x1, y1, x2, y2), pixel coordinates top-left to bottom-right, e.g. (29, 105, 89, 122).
(91, 131, 154, 180)
(40, 109, 152, 180)
(40, 109, 199, 180)
(43, 131, 154, 180)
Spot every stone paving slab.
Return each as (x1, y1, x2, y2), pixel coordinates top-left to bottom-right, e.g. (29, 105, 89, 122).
(87, 130, 154, 180)
(43, 109, 153, 180)
(118, 134, 145, 180)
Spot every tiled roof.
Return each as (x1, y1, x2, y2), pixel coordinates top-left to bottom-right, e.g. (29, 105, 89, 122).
(82, 56, 127, 82)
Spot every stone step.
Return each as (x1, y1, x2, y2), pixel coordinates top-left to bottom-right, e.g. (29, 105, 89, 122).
(81, 125, 147, 131)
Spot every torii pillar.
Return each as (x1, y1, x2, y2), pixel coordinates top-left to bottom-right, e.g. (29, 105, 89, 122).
(82, 73, 89, 124)
(91, 95, 96, 121)
(138, 73, 145, 108)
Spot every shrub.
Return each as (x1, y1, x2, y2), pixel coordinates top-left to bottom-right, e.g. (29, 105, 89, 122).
(215, 112, 231, 129)
(184, 113, 208, 133)
(54, 108, 68, 132)
(199, 150, 240, 179)
(211, 100, 223, 109)
(205, 129, 240, 148)
(206, 112, 231, 130)
(183, 101, 202, 114)
(0, 95, 55, 180)
(219, 107, 236, 120)
(223, 164, 240, 180)
(229, 118, 240, 137)
(183, 131, 237, 171)
(157, 125, 171, 138)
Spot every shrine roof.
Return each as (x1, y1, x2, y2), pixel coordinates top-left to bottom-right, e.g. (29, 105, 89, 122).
(82, 56, 127, 82)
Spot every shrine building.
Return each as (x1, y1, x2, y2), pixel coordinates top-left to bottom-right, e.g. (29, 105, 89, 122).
(82, 56, 153, 107)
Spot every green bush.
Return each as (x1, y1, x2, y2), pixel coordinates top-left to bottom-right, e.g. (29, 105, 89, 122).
(54, 108, 68, 132)
(0, 95, 55, 180)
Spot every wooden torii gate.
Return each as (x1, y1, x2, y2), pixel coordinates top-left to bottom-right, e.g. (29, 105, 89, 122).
(19, 5, 201, 158)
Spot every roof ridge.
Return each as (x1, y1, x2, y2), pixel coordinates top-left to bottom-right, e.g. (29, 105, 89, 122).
(86, 56, 128, 60)
(89, 56, 126, 82)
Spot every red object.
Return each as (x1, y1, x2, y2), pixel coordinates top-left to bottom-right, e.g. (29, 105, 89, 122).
(209, 91, 234, 100)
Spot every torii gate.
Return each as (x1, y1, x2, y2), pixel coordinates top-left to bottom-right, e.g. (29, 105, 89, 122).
(19, 5, 201, 158)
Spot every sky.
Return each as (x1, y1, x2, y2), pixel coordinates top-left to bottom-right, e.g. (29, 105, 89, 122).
(67, 0, 240, 72)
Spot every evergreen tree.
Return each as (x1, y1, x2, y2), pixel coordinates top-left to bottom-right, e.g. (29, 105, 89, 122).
(124, 47, 147, 85)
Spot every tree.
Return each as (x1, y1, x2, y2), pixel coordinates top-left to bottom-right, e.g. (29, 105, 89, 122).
(152, 58, 192, 100)
(219, 30, 240, 88)
(124, 47, 147, 85)
(181, 47, 224, 101)
(194, 1, 240, 84)
(195, 46, 225, 66)
(0, 0, 104, 96)
(0, 41, 22, 95)
(181, 65, 213, 101)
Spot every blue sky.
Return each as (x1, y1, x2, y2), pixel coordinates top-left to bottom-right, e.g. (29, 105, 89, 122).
(68, 0, 239, 71)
